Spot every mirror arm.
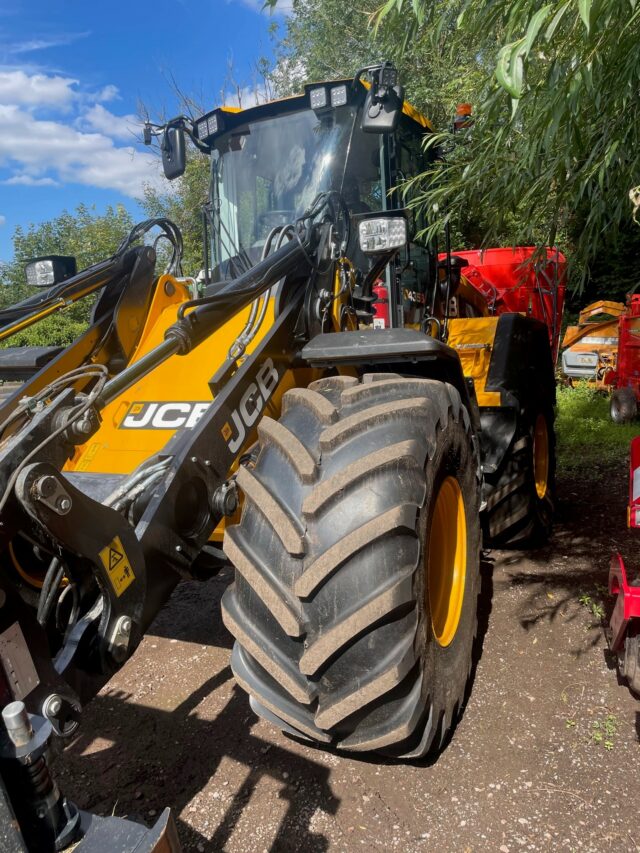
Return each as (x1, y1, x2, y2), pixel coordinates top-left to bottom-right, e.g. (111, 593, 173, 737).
(182, 123, 210, 154)
(144, 115, 210, 154)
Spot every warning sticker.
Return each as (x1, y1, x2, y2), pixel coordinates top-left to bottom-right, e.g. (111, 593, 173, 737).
(98, 535, 135, 597)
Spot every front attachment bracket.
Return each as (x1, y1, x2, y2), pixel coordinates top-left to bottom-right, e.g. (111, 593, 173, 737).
(15, 463, 146, 676)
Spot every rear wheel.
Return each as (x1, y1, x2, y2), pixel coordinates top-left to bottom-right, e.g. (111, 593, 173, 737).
(483, 404, 555, 548)
(622, 627, 640, 696)
(222, 374, 481, 758)
(611, 387, 637, 424)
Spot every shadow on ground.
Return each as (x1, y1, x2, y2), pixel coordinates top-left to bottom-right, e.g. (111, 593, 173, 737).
(489, 467, 638, 653)
(55, 567, 339, 851)
(56, 680, 339, 852)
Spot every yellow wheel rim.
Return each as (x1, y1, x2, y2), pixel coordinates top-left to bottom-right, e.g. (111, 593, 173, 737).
(427, 476, 467, 648)
(533, 414, 549, 500)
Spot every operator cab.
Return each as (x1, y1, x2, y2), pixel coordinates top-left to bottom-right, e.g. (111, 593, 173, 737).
(200, 76, 437, 331)
(149, 64, 447, 331)
(208, 102, 385, 276)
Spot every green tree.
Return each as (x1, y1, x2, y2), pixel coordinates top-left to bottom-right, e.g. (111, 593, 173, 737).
(372, 0, 640, 291)
(268, 1, 510, 254)
(0, 204, 135, 346)
(270, 0, 488, 131)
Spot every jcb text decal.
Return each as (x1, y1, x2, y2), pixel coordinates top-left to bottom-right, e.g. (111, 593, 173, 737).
(221, 358, 279, 453)
(119, 401, 211, 430)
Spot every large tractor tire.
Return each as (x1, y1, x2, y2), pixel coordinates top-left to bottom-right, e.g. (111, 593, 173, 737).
(221, 374, 481, 758)
(483, 403, 555, 548)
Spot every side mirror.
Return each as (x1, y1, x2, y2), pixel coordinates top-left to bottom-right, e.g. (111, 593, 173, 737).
(162, 127, 186, 180)
(24, 255, 77, 288)
(361, 84, 404, 134)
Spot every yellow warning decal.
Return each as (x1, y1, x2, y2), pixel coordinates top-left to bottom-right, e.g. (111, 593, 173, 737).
(98, 535, 135, 597)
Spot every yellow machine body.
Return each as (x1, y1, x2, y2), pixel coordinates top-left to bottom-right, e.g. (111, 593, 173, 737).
(62, 268, 353, 538)
(447, 317, 501, 407)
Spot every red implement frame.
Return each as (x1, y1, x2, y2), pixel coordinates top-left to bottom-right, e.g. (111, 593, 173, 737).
(609, 435, 640, 652)
(609, 294, 640, 396)
(608, 553, 640, 652)
(628, 434, 640, 529)
(444, 246, 567, 363)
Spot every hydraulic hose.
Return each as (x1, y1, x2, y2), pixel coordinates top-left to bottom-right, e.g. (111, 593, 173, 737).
(96, 232, 313, 409)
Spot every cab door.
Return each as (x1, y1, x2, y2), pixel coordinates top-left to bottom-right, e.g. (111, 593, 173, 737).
(382, 119, 437, 329)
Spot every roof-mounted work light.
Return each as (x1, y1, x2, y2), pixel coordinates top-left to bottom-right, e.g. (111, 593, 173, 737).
(309, 87, 328, 112)
(330, 84, 348, 108)
(195, 112, 223, 144)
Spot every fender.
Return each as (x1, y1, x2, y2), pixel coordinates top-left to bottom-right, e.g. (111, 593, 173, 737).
(479, 314, 556, 481)
(301, 328, 473, 411)
(485, 313, 556, 409)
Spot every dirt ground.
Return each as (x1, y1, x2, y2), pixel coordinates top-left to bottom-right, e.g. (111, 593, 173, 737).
(54, 463, 640, 852)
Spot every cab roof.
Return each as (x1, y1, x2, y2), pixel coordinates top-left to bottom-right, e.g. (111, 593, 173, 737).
(194, 77, 434, 146)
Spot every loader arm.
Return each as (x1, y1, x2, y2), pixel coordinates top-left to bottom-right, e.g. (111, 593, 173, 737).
(0, 229, 315, 701)
(0, 244, 159, 420)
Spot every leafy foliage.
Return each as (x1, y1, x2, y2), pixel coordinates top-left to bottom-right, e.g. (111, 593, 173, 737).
(271, 0, 640, 293)
(374, 0, 640, 290)
(0, 204, 134, 347)
(270, 0, 489, 131)
(2, 315, 90, 348)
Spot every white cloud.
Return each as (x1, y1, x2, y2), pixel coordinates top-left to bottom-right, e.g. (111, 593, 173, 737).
(222, 85, 261, 109)
(5, 32, 91, 56)
(0, 70, 78, 107)
(80, 104, 139, 142)
(231, 0, 293, 14)
(0, 215, 5, 226)
(95, 84, 119, 103)
(0, 104, 163, 197)
(5, 174, 60, 187)
(0, 70, 164, 198)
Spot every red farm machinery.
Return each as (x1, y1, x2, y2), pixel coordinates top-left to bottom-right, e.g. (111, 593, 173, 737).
(608, 295, 640, 423)
(441, 247, 566, 363)
(609, 435, 640, 694)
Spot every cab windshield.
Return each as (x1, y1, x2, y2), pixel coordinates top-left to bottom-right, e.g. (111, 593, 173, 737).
(209, 105, 382, 281)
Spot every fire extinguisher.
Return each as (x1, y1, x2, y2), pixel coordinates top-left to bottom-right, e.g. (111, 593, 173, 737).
(372, 280, 389, 329)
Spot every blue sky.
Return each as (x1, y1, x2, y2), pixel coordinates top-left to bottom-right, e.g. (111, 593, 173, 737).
(0, 0, 287, 261)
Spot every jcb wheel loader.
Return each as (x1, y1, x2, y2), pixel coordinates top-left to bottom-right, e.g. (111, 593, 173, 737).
(0, 63, 564, 850)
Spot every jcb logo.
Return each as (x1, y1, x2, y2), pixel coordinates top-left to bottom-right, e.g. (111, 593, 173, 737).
(222, 358, 279, 453)
(120, 401, 211, 430)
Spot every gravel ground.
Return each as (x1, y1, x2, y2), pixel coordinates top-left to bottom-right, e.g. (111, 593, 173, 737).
(54, 465, 640, 852)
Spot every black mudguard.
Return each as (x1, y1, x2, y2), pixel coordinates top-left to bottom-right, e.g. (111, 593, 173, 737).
(0, 346, 63, 382)
(481, 313, 556, 483)
(301, 328, 473, 412)
(478, 407, 518, 476)
(485, 313, 556, 409)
